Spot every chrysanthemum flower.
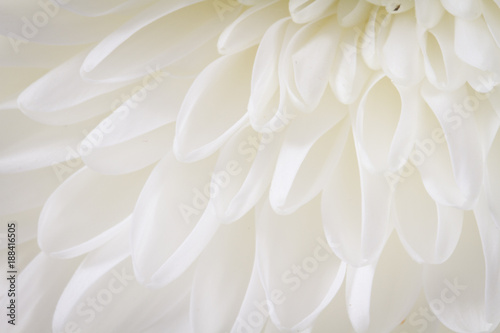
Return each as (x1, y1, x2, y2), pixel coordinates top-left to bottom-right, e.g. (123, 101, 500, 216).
(1, 0, 500, 332)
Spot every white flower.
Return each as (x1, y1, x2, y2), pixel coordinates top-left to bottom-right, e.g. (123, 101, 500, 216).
(1, 0, 500, 332)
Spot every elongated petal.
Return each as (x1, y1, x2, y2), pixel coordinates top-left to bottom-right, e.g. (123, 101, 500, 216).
(0, 109, 100, 173)
(52, 226, 194, 333)
(81, 0, 240, 82)
(289, 0, 336, 24)
(418, 14, 467, 91)
(420, 82, 483, 209)
(269, 91, 349, 214)
(174, 48, 256, 162)
(38, 166, 150, 258)
(415, 0, 445, 29)
(17, 51, 129, 125)
(455, 16, 500, 75)
(321, 133, 392, 266)
(256, 197, 346, 331)
(485, 128, 500, 228)
(337, 0, 372, 27)
(0, 253, 81, 333)
(218, 0, 288, 55)
(440, 0, 481, 20)
(346, 232, 422, 333)
(394, 167, 463, 264)
(423, 208, 500, 333)
(211, 125, 284, 223)
(382, 11, 424, 86)
(131, 153, 219, 287)
(354, 73, 419, 173)
(190, 212, 255, 333)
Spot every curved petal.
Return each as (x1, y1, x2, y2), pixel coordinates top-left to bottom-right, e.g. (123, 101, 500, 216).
(285, 16, 341, 112)
(174, 48, 256, 162)
(420, 82, 483, 209)
(17, 50, 129, 125)
(38, 166, 151, 258)
(415, 0, 445, 29)
(336, 0, 372, 27)
(248, 18, 300, 132)
(482, 0, 500, 48)
(321, 132, 392, 266)
(354, 73, 420, 173)
(190, 212, 255, 333)
(289, 0, 336, 24)
(0, 253, 81, 333)
(440, 0, 481, 20)
(0, 207, 40, 248)
(211, 124, 284, 223)
(485, 127, 500, 228)
(360, 6, 392, 71)
(81, 0, 239, 82)
(394, 167, 464, 264)
(131, 153, 219, 287)
(80, 73, 192, 174)
(269, 91, 349, 214)
(330, 25, 371, 104)
(0, 0, 129, 45)
(53, 228, 194, 333)
(217, 0, 288, 55)
(418, 14, 467, 91)
(346, 232, 422, 333)
(0, 165, 68, 216)
(0, 109, 100, 173)
(381, 11, 424, 86)
(423, 207, 500, 333)
(256, 196, 346, 331)
(311, 283, 355, 333)
(454, 16, 500, 75)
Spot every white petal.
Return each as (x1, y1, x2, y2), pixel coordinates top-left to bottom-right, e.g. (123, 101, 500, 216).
(418, 14, 467, 91)
(285, 16, 342, 111)
(131, 153, 219, 287)
(0, 253, 81, 333)
(482, 0, 500, 48)
(248, 18, 300, 131)
(382, 11, 424, 86)
(311, 283, 355, 332)
(330, 26, 371, 104)
(0, 207, 40, 247)
(17, 50, 128, 125)
(394, 167, 463, 264)
(0, 67, 47, 107)
(415, 0, 445, 29)
(218, 0, 288, 55)
(174, 48, 255, 162)
(0, 0, 129, 45)
(289, 0, 337, 24)
(38, 166, 150, 258)
(211, 125, 284, 223)
(256, 197, 346, 331)
(230, 263, 269, 333)
(455, 16, 500, 75)
(485, 128, 500, 228)
(346, 232, 422, 333)
(58, 0, 155, 16)
(190, 212, 255, 333)
(420, 82, 483, 209)
(0, 109, 100, 173)
(82, 0, 240, 82)
(0, 166, 67, 216)
(423, 207, 500, 333)
(79, 74, 191, 175)
(269, 91, 349, 214)
(321, 133, 392, 266)
(354, 73, 419, 173)
(440, 0, 481, 20)
(360, 7, 392, 71)
(337, 0, 372, 27)
(53, 229, 194, 333)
